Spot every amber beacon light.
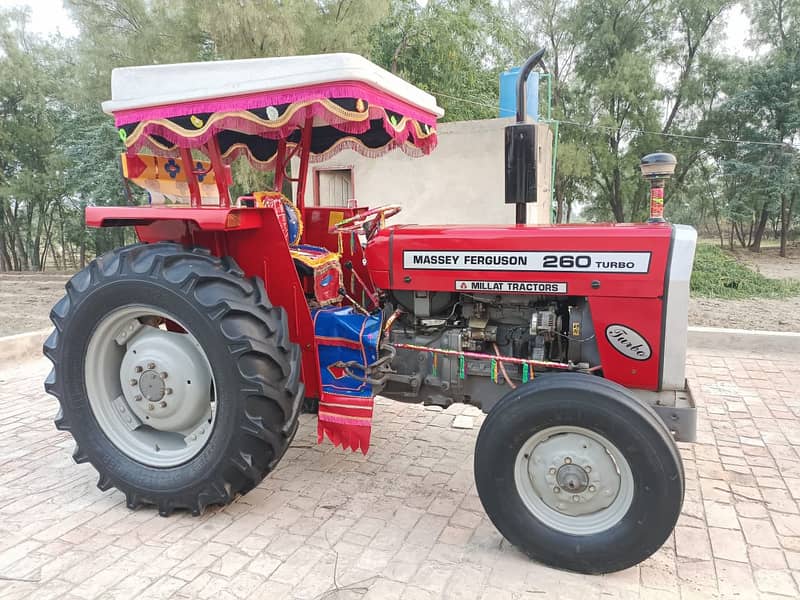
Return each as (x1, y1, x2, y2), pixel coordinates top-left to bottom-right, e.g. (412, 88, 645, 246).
(640, 152, 677, 223)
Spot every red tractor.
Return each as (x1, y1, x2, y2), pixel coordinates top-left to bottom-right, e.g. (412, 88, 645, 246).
(44, 51, 696, 574)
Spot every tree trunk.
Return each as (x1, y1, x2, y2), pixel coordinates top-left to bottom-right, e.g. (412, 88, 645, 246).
(40, 210, 56, 271)
(610, 165, 624, 222)
(554, 177, 564, 224)
(0, 226, 10, 271)
(733, 221, 747, 248)
(780, 192, 796, 258)
(750, 205, 769, 252)
(5, 203, 27, 270)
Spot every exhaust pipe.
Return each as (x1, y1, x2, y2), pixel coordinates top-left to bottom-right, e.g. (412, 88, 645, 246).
(505, 49, 546, 225)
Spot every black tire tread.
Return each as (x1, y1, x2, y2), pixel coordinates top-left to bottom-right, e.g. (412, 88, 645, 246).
(475, 372, 685, 574)
(44, 242, 303, 516)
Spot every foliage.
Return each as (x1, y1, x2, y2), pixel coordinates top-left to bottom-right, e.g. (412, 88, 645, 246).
(690, 244, 800, 298)
(370, 0, 515, 121)
(0, 0, 798, 272)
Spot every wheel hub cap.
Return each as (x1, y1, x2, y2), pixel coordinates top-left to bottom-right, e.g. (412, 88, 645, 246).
(120, 328, 211, 433)
(514, 426, 635, 535)
(139, 370, 165, 402)
(556, 464, 589, 493)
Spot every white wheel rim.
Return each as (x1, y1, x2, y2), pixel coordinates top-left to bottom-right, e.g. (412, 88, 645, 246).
(85, 305, 217, 467)
(514, 425, 634, 535)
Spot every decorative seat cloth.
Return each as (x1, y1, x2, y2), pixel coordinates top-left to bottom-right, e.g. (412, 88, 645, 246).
(246, 191, 342, 306)
(312, 306, 383, 453)
(290, 245, 342, 306)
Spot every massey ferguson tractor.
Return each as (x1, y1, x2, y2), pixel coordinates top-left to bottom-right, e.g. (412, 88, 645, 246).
(44, 50, 697, 574)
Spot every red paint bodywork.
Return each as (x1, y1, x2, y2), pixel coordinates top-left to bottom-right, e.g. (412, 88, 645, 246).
(86, 203, 373, 402)
(366, 223, 673, 390)
(86, 204, 673, 395)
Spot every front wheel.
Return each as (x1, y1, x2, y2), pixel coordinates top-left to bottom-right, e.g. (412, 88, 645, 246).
(474, 373, 684, 574)
(44, 243, 303, 516)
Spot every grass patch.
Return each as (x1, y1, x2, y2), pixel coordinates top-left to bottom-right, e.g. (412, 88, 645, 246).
(691, 244, 800, 299)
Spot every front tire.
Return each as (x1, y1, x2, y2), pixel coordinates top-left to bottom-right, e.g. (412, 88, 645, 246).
(474, 373, 684, 574)
(44, 243, 303, 516)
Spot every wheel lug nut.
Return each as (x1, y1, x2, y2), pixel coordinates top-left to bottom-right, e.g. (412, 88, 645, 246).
(553, 486, 560, 493)
(147, 403, 154, 411)
(585, 466, 591, 472)
(573, 495, 580, 502)
(147, 362, 155, 370)
(129, 379, 138, 386)
(160, 401, 167, 408)
(589, 485, 596, 492)
(564, 457, 572, 464)
(134, 395, 142, 402)
(161, 372, 168, 379)
(135, 366, 143, 373)
(166, 388, 173, 395)
(549, 467, 556, 475)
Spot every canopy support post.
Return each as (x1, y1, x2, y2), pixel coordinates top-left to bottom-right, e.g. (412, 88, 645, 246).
(179, 147, 202, 208)
(295, 116, 313, 213)
(206, 135, 231, 208)
(274, 139, 287, 194)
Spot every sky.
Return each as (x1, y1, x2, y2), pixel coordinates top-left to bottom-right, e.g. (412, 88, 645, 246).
(0, 0, 78, 37)
(1, 0, 752, 56)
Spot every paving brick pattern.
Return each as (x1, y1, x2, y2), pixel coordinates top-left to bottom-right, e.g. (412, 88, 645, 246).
(0, 349, 799, 599)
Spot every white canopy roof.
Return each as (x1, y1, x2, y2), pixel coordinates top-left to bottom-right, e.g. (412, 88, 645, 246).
(103, 53, 444, 118)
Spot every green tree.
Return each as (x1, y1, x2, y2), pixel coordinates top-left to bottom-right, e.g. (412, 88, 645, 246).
(749, 0, 799, 256)
(370, 0, 515, 122)
(0, 8, 70, 270)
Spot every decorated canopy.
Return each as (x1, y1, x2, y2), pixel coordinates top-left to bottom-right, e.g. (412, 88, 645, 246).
(104, 53, 444, 169)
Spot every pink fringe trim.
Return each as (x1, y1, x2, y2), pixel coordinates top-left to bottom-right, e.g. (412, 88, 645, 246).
(128, 132, 437, 171)
(318, 412, 372, 426)
(317, 392, 375, 454)
(124, 102, 437, 161)
(114, 81, 438, 127)
(318, 422, 372, 454)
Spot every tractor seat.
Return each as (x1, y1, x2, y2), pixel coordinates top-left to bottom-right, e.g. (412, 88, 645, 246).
(242, 191, 343, 306)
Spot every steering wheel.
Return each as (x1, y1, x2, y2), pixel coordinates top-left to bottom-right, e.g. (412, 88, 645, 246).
(329, 204, 402, 235)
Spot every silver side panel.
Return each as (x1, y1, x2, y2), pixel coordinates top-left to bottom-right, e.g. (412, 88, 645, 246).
(661, 225, 697, 390)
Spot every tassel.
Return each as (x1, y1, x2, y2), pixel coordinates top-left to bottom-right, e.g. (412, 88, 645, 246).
(522, 362, 530, 383)
(317, 394, 374, 454)
(458, 355, 465, 379)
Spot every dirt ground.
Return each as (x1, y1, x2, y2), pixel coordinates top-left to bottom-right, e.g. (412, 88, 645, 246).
(1, 244, 799, 337)
(689, 243, 800, 333)
(0, 273, 70, 337)
(689, 296, 800, 332)
(728, 242, 800, 279)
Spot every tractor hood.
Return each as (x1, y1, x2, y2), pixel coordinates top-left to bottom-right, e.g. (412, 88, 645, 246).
(365, 223, 674, 299)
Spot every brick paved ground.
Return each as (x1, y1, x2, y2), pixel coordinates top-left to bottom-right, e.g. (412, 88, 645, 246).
(0, 348, 799, 600)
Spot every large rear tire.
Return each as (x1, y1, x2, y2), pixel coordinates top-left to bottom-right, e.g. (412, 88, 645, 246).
(474, 373, 684, 574)
(44, 243, 303, 516)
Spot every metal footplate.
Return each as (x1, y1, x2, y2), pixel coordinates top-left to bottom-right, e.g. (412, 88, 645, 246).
(630, 381, 697, 443)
